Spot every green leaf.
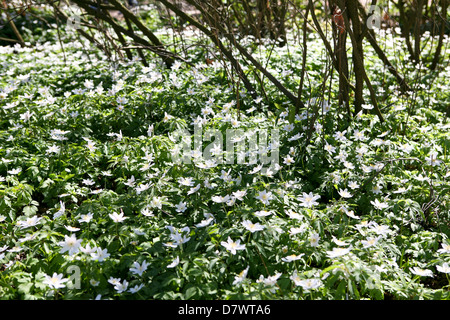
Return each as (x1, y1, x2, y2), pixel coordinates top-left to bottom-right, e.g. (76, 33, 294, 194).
(184, 285, 198, 299)
(320, 264, 345, 278)
(17, 282, 34, 295)
(187, 267, 203, 278)
(23, 205, 38, 216)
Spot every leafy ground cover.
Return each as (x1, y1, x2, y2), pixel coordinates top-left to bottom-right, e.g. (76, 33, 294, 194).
(0, 6, 449, 300)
